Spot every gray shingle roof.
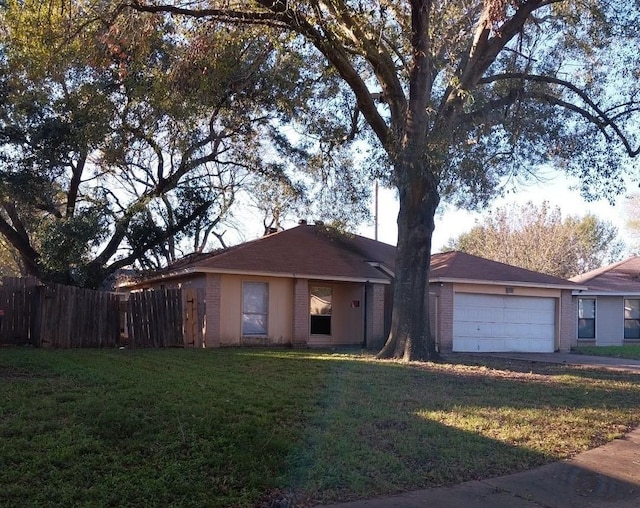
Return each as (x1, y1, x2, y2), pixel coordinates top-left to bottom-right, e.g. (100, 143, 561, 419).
(126, 225, 579, 289)
(570, 256, 640, 292)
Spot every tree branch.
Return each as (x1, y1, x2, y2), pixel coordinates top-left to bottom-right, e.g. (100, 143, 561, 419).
(479, 73, 640, 156)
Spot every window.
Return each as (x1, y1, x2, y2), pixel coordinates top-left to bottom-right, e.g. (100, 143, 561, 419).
(578, 298, 596, 339)
(310, 286, 332, 335)
(242, 282, 268, 336)
(624, 299, 640, 339)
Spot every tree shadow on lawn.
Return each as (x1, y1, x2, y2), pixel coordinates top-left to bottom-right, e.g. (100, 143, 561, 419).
(5, 348, 638, 507)
(262, 350, 640, 504)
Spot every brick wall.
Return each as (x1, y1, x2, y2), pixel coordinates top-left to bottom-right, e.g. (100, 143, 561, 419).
(559, 289, 575, 351)
(292, 278, 309, 346)
(366, 283, 386, 350)
(431, 283, 454, 352)
(204, 273, 221, 348)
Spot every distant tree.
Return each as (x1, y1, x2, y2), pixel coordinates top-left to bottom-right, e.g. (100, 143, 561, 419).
(446, 201, 624, 278)
(623, 194, 640, 253)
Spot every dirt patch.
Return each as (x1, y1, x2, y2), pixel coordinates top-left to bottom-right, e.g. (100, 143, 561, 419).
(0, 366, 39, 380)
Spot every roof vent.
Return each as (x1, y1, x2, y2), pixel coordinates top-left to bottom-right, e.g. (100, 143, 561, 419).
(298, 219, 307, 225)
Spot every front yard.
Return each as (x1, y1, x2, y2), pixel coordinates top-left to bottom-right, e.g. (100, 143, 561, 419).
(1, 348, 639, 507)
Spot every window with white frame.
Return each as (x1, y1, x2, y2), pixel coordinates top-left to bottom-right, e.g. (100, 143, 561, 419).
(577, 298, 596, 339)
(242, 282, 268, 336)
(624, 299, 640, 339)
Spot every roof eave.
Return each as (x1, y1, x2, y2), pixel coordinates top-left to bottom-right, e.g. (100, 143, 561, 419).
(121, 266, 392, 287)
(431, 277, 585, 291)
(572, 290, 640, 296)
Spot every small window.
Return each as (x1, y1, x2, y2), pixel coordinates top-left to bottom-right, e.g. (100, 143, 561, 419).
(578, 298, 596, 339)
(310, 286, 332, 335)
(624, 299, 640, 339)
(242, 282, 268, 336)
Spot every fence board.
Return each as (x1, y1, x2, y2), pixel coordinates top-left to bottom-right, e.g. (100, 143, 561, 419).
(1, 278, 185, 349)
(126, 289, 184, 348)
(184, 288, 205, 348)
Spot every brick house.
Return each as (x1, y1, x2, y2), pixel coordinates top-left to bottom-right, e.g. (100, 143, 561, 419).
(121, 223, 581, 352)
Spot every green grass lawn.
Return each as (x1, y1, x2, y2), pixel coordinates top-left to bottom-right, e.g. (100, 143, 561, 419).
(572, 344, 640, 360)
(1, 348, 640, 507)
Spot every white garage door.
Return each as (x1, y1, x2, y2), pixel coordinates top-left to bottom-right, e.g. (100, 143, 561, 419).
(453, 294, 555, 353)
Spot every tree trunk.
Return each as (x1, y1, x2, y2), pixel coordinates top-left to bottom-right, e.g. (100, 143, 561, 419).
(377, 164, 440, 362)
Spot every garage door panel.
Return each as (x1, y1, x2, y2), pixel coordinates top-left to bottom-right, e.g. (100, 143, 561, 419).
(453, 294, 555, 353)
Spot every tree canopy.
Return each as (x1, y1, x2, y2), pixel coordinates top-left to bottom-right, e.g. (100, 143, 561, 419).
(446, 201, 624, 279)
(125, 0, 640, 360)
(0, 0, 371, 287)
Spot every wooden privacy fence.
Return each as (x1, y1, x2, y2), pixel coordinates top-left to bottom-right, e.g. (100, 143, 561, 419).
(0, 277, 120, 347)
(126, 289, 184, 348)
(0, 278, 194, 349)
(0, 277, 39, 345)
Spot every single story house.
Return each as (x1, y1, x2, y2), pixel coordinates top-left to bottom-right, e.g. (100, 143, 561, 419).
(121, 223, 581, 352)
(570, 256, 640, 346)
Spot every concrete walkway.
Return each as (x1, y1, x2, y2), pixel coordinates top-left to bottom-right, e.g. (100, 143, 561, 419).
(319, 353, 640, 508)
(472, 352, 640, 374)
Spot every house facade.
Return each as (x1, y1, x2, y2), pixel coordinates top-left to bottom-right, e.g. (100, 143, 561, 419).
(121, 224, 394, 349)
(571, 256, 640, 346)
(121, 224, 581, 353)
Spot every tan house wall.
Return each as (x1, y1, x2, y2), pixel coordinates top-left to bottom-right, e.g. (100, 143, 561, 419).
(429, 283, 454, 351)
(308, 281, 365, 347)
(452, 283, 563, 299)
(217, 274, 294, 346)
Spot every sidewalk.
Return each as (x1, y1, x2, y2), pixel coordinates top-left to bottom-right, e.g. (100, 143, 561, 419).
(320, 426, 640, 507)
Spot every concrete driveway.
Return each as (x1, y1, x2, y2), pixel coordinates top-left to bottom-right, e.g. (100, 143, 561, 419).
(462, 352, 640, 374)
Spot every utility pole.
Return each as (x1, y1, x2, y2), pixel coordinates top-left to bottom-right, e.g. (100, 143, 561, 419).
(374, 180, 379, 241)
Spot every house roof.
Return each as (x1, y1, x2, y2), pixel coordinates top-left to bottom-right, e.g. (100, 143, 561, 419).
(123, 225, 580, 290)
(430, 251, 582, 289)
(570, 256, 640, 293)
(131, 224, 398, 285)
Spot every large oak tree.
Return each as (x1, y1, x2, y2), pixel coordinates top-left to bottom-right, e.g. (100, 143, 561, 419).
(129, 1, 639, 360)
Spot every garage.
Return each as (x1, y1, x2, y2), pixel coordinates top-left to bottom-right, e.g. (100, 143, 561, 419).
(453, 293, 556, 353)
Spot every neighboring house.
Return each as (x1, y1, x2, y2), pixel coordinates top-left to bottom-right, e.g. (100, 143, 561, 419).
(570, 256, 640, 346)
(120, 223, 581, 353)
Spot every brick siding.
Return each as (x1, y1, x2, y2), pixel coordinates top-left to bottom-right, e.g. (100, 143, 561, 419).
(204, 273, 221, 348)
(365, 283, 386, 349)
(292, 278, 309, 346)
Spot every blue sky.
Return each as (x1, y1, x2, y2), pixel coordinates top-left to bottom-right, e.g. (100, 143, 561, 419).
(357, 169, 635, 253)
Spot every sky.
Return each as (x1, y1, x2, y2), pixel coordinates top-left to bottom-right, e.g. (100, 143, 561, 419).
(357, 169, 636, 254)
(232, 167, 637, 256)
